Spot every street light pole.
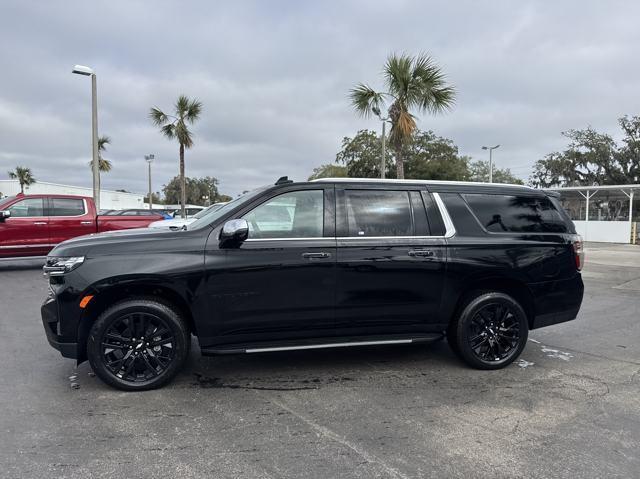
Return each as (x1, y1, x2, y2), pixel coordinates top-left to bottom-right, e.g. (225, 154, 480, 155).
(145, 154, 155, 209)
(481, 144, 501, 183)
(72, 65, 100, 209)
(372, 106, 390, 179)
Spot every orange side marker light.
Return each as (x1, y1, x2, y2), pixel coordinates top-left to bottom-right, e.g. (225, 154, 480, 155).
(79, 295, 94, 309)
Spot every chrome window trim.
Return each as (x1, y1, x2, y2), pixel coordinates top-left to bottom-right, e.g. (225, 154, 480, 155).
(244, 237, 328, 242)
(240, 192, 456, 242)
(432, 192, 456, 238)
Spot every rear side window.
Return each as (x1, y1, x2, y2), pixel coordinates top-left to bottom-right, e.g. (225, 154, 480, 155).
(7, 198, 45, 217)
(51, 198, 85, 216)
(243, 190, 324, 239)
(345, 190, 412, 237)
(463, 194, 569, 233)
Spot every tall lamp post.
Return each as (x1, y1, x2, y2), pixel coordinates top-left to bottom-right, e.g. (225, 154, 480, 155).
(72, 65, 100, 209)
(145, 154, 155, 209)
(481, 144, 500, 183)
(372, 106, 391, 179)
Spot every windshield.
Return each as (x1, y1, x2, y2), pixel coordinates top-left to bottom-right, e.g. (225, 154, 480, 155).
(187, 187, 269, 230)
(192, 203, 223, 220)
(0, 196, 16, 209)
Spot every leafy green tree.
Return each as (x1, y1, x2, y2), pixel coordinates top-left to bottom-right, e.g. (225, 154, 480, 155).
(144, 192, 162, 205)
(469, 160, 523, 184)
(530, 116, 640, 187)
(150, 95, 203, 217)
(308, 164, 348, 180)
(162, 176, 228, 205)
(8, 166, 36, 193)
(350, 53, 455, 179)
(333, 129, 469, 181)
(403, 130, 470, 181)
(336, 130, 392, 178)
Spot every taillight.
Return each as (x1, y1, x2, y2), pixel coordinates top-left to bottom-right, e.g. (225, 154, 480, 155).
(571, 235, 584, 271)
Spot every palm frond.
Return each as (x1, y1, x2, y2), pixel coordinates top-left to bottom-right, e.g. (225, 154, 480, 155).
(175, 121, 194, 149)
(389, 110, 416, 146)
(160, 123, 176, 140)
(98, 135, 111, 152)
(175, 95, 191, 118)
(149, 107, 169, 126)
(384, 53, 413, 99)
(185, 98, 203, 123)
(349, 83, 384, 117)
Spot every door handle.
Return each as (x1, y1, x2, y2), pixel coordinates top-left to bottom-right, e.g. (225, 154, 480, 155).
(408, 249, 435, 257)
(81, 221, 93, 225)
(302, 252, 331, 259)
(33, 221, 48, 225)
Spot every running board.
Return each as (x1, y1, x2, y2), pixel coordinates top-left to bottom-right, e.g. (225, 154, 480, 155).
(201, 334, 443, 355)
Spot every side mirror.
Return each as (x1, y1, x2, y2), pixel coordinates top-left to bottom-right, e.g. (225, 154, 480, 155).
(219, 218, 249, 247)
(0, 210, 10, 222)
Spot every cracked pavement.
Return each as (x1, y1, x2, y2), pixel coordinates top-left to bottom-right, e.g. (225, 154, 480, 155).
(0, 242, 639, 478)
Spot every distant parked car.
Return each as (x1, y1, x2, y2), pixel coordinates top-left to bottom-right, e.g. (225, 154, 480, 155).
(0, 194, 165, 258)
(148, 203, 228, 230)
(163, 205, 207, 218)
(102, 209, 172, 219)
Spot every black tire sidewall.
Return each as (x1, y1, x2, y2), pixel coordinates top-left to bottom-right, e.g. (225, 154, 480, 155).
(87, 299, 190, 391)
(455, 292, 528, 370)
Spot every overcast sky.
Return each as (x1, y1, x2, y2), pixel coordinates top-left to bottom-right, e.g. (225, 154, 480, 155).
(1, 0, 639, 196)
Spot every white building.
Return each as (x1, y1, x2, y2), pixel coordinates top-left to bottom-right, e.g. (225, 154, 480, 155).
(0, 180, 145, 210)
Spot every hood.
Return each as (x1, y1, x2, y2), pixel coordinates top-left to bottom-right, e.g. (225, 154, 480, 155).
(49, 227, 182, 257)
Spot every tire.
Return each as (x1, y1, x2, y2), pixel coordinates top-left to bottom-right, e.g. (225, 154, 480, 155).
(87, 298, 190, 391)
(449, 292, 528, 370)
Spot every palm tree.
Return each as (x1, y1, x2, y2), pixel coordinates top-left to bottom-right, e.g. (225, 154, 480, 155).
(8, 166, 36, 194)
(350, 53, 456, 179)
(88, 136, 112, 195)
(150, 95, 203, 218)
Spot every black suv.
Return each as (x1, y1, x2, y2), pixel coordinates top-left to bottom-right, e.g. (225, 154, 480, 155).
(41, 178, 584, 390)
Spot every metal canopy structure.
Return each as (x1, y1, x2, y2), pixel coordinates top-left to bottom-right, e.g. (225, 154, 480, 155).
(545, 184, 640, 243)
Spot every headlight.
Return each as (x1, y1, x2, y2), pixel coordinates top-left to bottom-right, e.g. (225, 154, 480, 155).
(43, 256, 85, 276)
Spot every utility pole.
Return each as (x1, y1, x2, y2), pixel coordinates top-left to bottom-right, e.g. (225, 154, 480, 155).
(145, 154, 155, 209)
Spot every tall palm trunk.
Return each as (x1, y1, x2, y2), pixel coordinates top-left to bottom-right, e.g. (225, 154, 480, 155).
(179, 143, 186, 219)
(395, 146, 405, 179)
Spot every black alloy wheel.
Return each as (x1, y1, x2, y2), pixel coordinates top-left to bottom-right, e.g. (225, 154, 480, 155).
(102, 312, 175, 382)
(449, 292, 528, 370)
(87, 299, 190, 391)
(467, 302, 521, 362)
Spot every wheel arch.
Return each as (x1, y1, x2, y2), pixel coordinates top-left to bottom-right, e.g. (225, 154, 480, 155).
(76, 281, 196, 362)
(448, 276, 535, 329)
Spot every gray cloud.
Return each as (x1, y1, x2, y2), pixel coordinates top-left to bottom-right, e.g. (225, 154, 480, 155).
(1, 0, 639, 196)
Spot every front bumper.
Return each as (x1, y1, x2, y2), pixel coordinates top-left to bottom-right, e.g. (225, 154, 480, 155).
(41, 294, 78, 359)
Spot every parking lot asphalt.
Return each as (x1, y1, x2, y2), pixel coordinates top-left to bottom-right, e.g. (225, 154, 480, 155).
(1, 243, 639, 479)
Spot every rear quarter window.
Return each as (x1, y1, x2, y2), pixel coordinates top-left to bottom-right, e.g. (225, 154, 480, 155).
(463, 194, 569, 233)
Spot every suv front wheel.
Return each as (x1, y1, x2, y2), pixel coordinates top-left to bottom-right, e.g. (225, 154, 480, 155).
(87, 298, 190, 391)
(448, 292, 528, 369)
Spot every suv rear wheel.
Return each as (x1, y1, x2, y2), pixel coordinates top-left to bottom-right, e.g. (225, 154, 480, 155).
(448, 292, 528, 369)
(87, 299, 190, 391)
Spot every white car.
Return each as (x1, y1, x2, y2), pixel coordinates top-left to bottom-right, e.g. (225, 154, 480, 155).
(148, 203, 227, 230)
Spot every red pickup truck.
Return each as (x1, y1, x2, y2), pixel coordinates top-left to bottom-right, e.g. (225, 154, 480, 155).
(0, 194, 164, 258)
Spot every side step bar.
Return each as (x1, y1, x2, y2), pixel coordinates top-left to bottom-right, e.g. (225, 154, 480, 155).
(201, 334, 443, 355)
